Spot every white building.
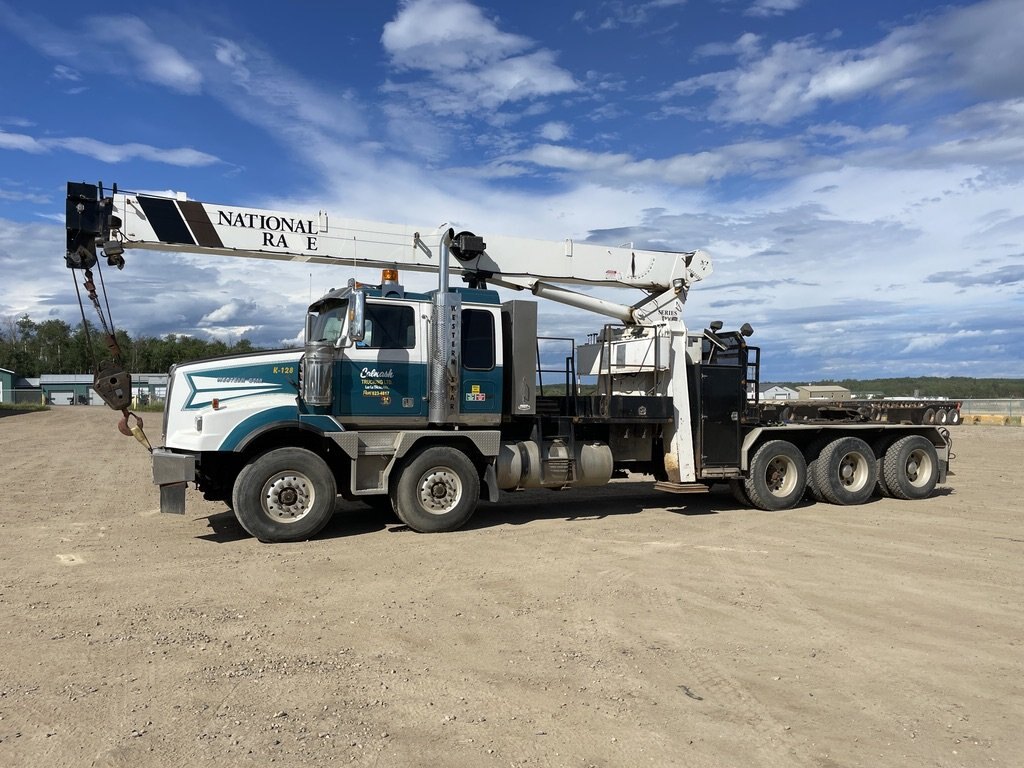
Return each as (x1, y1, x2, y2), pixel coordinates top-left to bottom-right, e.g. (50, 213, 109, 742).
(761, 385, 798, 400)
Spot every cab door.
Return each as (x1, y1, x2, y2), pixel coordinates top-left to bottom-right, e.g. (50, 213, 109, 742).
(337, 300, 429, 424)
(459, 306, 502, 425)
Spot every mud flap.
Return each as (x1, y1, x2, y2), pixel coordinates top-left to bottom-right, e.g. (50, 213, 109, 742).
(483, 463, 500, 502)
(153, 449, 196, 515)
(159, 483, 187, 515)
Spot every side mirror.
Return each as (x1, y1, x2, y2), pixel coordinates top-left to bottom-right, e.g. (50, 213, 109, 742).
(304, 312, 315, 343)
(348, 289, 366, 342)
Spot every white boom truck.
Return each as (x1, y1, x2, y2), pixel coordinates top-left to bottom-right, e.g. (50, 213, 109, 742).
(66, 182, 954, 542)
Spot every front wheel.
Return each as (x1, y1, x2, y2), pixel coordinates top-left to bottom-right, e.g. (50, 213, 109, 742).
(391, 446, 480, 532)
(743, 440, 807, 511)
(232, 448, 338, 542)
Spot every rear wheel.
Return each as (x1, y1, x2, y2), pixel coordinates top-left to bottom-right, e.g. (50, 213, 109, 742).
(743, 440, 807, 511)
(232, 448, 337, 542)
(810, 437, 877, 506)
(728, 479, 751, 507)
(391, 446, 480, 532)
(804, 436, 832, 502)
(872, 436, 897, 497)
(883, 435, 939, 500)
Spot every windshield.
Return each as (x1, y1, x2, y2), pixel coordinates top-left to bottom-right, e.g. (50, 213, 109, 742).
(308, 300, 348, 344)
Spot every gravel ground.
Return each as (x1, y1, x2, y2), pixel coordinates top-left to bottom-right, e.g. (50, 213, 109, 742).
(1, 407, 1022, 768)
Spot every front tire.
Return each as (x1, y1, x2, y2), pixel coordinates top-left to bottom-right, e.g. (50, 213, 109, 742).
(883, 435, 939, 500)
(810, 437, 877, 506)
(743, 440, 807, 511)
(232, 448, 337, 542)
(391, 446, 480, 532)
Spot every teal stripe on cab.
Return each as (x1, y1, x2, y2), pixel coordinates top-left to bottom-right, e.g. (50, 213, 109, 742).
(220, 405, 299, 451)
(299, 414, 343, 432)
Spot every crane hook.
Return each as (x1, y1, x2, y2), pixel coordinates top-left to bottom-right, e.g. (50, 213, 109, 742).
(118, 410, 153, 452)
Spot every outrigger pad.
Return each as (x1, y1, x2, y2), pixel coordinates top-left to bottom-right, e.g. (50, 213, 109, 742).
(93, 363, 133, 411)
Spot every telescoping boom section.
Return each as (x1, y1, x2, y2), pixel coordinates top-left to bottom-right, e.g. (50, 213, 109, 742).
(65, 182, 712, 292)
(65, 181, 955, 543)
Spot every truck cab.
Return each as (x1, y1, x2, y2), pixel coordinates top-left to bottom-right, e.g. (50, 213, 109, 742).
(301, 278, 504, 428)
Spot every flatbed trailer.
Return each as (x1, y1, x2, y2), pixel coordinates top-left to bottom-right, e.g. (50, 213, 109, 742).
(756, 398, 963, 426)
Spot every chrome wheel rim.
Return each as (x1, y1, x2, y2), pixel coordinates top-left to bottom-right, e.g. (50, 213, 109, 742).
(765, 455, 797, 497)
(261, 471, 315, 523)
(838, 451, 869, 492)
(417, 467, 463, 515)
(906, 449, 933, 487)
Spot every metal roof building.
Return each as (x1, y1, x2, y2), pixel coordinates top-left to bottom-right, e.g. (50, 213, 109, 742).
(39, 373, 169, 406)
(1, 367, 44, 405)
(797, 385, 852, 401)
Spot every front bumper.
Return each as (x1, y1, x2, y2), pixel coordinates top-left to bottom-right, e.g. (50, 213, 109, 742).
(152, 448, 197, 515)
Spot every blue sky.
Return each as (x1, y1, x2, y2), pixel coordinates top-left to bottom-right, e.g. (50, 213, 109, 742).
(1, 0, 1022, 380)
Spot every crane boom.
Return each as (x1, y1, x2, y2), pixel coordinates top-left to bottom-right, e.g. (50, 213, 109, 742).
(65, 183, 712, 295)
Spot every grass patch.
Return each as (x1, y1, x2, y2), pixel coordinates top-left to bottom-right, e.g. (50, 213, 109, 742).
(0, 403, 50, 417)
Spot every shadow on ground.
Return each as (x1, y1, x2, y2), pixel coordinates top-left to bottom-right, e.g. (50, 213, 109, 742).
(194, 480, 926, 542)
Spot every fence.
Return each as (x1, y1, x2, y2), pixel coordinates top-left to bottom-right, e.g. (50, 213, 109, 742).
(5, 388, 47, 406)
(958, 399, 1024, 425)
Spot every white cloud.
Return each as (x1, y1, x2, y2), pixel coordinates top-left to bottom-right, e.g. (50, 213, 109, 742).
(745, 0, 805, 18)
(511, 138, 799, 186)
(58, 137, 219, 166)
(583, 0, 687, 30)
(211, 38, 365, 139)
(539, 121, 571, 141)
(0, 129, 220, 166)
(0, 5, 203, 95)
(665, 0, 1024, 126)
(199, 299, 258, 325)
(99, 15, 203, 94)
(0, 184, 50, 204)
(52, 64, 80, 82)
(694, 33, 761, 59)
(807, 122, 909, 145)
(0, 129, 46, 153)
(381, 0, 577, 119)
(382, 0, 530, 71)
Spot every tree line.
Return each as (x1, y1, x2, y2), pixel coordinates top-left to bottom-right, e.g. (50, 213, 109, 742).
(5, 313, 1022, 398)
(1, 314, 265, 377)
(768, 377, 1024, 399)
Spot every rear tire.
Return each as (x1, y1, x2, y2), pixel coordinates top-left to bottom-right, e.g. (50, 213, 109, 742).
(883, 435, 939, 500)
(729, 479, 751, 507)
(743, 440, 807, 511)
(804, 436, 832, 502)
(810, 437, 877, 506)
(232, 448, 337, 542)
(391, 446, 480, 532)
(872, 436, 897, 497)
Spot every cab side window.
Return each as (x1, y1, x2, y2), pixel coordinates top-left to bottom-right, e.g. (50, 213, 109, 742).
(361, 303, 415, 349)
(461, 309, 495, 370)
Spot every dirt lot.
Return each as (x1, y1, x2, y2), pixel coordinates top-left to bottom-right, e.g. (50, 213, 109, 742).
(1, 408, 1022, 768)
